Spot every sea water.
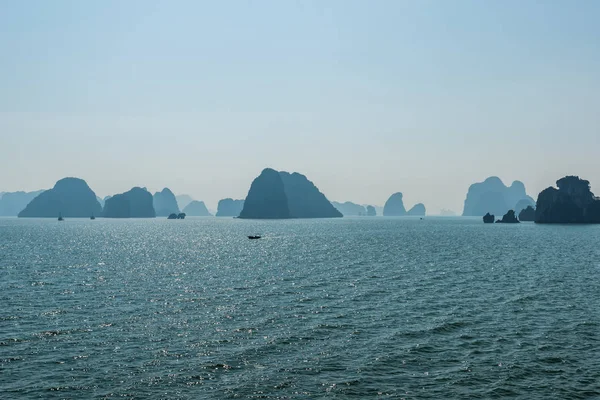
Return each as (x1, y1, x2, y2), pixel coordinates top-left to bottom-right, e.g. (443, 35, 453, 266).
(1, 217, 599, 399)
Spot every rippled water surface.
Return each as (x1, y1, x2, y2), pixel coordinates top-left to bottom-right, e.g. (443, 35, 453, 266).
(1, 217, 600, 399)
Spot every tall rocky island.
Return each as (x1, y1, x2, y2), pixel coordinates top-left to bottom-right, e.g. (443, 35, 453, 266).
(383, 193, 426, 216)
(239, 168, 342, 219)
(535, 176, 600, 223)
(216, 198, 245, 217)
(462, 177, 534, 216)
(153, 188, 180, 217)
(18, 178, 102, 218)
(182, 200, 212, 216)
(103, 187, 156, 218)
(383, 193, 406, 216)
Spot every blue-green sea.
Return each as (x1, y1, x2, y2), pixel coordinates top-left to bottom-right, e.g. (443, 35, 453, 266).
(1, 217, 599, 399)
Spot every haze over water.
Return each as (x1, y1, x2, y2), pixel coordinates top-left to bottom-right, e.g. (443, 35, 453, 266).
(2, 217, 599, 398)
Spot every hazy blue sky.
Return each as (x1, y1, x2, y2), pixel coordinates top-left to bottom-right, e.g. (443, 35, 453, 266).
(1, 0, 599, 213)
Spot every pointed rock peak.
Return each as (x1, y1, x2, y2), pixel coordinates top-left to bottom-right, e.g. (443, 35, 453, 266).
(19, 177, 101, 218)
(383, 192, 407, 216)
(484, 176, 504, 184)
(53, 177, 92, 190)
(239, 168, 341, 219)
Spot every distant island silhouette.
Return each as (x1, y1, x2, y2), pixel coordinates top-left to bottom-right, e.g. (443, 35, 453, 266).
(407, 203, 426, 216)
(176, 194, 194, 211)
(216, 198, 245, 217)
(103, 187, 155, 218)
(239, 168, 342, 219)
(463, 177, 534, 217)
(366, 205, 377, 217)
(18, 178, 101, 218)
(383, 193, 406, 216)
(182, 200, 212, 216)
(0, 190, 45, 216)
(440, 209, 457, 216)
(153, 188, 180, 217)
(4, 173, 599, 224)
(383, 193, 426, 216)
(331, 201, 367, 216)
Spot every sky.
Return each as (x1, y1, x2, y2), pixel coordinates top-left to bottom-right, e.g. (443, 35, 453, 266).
(1, 0, 599, 213)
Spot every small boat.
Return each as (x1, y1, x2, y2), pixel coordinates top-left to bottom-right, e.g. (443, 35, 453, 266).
(58, 212, 64, 221)
(90, 214, 96, 220)
(247, 235, 262, 240)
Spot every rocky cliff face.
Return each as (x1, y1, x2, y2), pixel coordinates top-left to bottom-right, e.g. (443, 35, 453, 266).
(239, 168, 342, 219)
(153, 188, 180, 217)
(239, 169, 289, 219)
(518, 206, 535, 221)
(216, 198, 245, 217)
(383, 193, 406, 216)
(18, 178, 101, 218)
(483, 213, 495, 223)
(407, 203, 426, 216)
(0, 190, 45, 216)
(182, 200, 212, 216)
(366, 205, 377, 216)
(103, 187, 155, 218)
(463, 177, 534, 216)
(331, 201, 367, 216)
(535, 176, 600, 223)
(514, 198, 535, 214)
(496, 210, 519, 223)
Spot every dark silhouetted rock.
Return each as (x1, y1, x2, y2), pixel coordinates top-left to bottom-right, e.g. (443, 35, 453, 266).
(483, 213, 495, 223)
(535, 176, 600, 223)
(176, 194, 194, 210)
(514, 198, 535, 214)
(0, 190, 45, 216)
(383, 193, 406, 216)
(366, 205, 376, 216)
(496, 210, 519, 223)
(518, 206, 535, 221)
(103, 187, 155, 218)
(153, 188, 180, 217)
(239, 168, 342, 219)
(18, 178, 101, 218)
(182, 200, 212, 216)
(279, 171, 342, 218)
(463, 177, 534, 216)
(177, 213, 186, 219)
(216, 198, 245, 217)
(240, 168, 289, 219)
(167, 213, 177, 219)
(407, 203, 426, 216)
(332, 201, 367, 216)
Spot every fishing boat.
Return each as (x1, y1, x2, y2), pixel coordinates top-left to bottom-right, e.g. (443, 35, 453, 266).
(247, 235, 261, 240)
(90, 214, 95, 220)
(58, 212, 64, 221)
